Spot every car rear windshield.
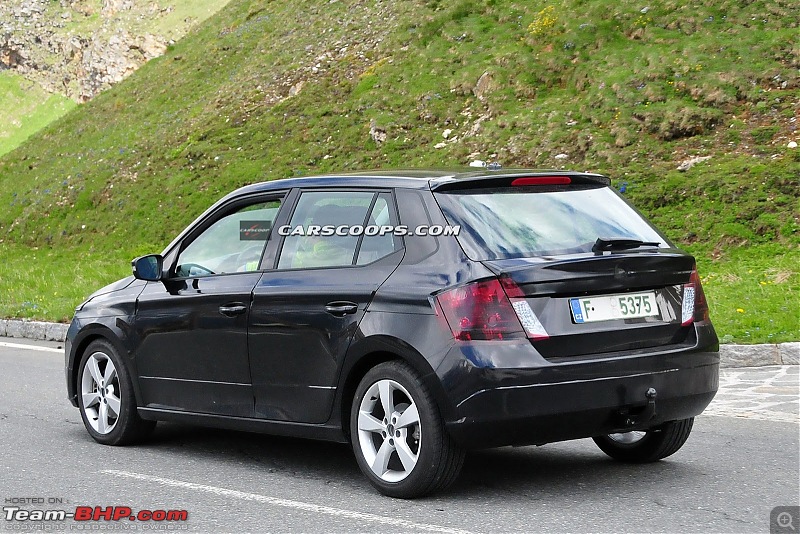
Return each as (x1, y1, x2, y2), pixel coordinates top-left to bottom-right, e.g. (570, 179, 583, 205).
(434, 185, 669, 260)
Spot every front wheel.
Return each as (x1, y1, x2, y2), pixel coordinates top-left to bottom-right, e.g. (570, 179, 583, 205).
(77, 339, 155, 445)
(592, 418, 694, 463)
(350, 361, 464, 498)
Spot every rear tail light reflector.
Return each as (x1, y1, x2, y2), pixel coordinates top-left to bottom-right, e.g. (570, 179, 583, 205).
(500, 276, 549, 340)
(510, 299, 549, 340)
(682, 265, 709, 325)
(681, 286, 695, 325)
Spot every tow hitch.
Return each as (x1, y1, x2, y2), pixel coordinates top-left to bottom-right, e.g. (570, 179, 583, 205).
(616, 387, 658, 427)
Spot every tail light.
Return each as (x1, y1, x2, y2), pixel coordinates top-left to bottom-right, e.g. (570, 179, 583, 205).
(681, 265, 709, 325)
(500, 277, 549, 340)
(436, 278, 549, 341)
(436, 279, 525, 341)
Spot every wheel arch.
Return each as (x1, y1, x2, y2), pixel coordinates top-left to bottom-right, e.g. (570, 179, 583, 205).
(67, 324, 141, 407)
(336, 335, 456, 442)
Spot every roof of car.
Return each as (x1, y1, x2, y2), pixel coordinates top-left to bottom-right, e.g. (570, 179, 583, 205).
(227, 169, 609, 198)
(162, 169, 611, 256)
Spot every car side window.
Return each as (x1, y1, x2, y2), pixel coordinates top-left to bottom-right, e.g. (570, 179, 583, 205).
(175, 200, 282, 277)
(356, 193, 399, 265)
(277, 191, 375, 270)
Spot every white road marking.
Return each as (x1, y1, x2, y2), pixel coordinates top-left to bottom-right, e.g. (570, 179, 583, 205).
(0, 341, 62, 354)
(103, 470, 474, 534)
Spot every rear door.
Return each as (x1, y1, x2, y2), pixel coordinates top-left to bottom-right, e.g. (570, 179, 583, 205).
(249, 189, 403, 423)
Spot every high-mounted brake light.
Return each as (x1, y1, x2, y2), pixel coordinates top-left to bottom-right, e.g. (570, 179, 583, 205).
(681, 265, 709, 325)
(511, 176, 572, 186)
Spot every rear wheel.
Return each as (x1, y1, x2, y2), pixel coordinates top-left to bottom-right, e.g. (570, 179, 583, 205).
(350, 361, 464, 498)
(77, 340, 155, 445)
(592, 418, 694, 463)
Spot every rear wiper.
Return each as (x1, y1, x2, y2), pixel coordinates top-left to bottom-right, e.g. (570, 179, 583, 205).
(592, 237, 661, 253)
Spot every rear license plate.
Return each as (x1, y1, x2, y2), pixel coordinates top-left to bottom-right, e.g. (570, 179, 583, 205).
(570, 292, 658, 323)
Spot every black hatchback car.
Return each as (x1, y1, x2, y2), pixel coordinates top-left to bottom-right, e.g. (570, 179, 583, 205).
(65, 169, 719, 498)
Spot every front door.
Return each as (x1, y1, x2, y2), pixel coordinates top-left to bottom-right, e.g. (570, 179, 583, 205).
(134, 197, 284, 417)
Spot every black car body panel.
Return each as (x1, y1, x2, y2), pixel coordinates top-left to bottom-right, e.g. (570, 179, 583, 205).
(66, 169, 719, 453)
(65, 279, 146, 408)
(133, 272, 262, 417)
(249, 251, 404, 424)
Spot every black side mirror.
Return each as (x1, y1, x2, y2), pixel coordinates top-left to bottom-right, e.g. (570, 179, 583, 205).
(132, 254, 164, 281)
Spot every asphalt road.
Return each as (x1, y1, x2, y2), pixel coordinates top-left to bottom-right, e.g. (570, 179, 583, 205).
(1, 338, 798, 533)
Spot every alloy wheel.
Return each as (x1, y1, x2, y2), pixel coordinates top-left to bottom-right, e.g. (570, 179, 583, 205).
(80, 351, 121, 434)
(606, 430, 647, 444)
(357, 379, 421, 483)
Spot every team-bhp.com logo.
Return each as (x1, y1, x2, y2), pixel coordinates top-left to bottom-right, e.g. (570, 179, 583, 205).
(277, 224, 461, 237)
(4, 500, 188, 530)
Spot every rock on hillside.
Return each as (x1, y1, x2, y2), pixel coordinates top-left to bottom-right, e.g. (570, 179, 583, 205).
(0, 0, 218, 102)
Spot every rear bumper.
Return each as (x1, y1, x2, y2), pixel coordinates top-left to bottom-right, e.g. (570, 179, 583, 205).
(441, 332, 719, 449)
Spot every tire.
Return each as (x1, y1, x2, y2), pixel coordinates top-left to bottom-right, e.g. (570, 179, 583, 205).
(592, 418, 694, 463)
(350, 361, 465, 498)
(77, 339, 155, 445)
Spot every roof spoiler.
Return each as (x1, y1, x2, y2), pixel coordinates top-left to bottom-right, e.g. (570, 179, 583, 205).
(429, 172, 610, 192)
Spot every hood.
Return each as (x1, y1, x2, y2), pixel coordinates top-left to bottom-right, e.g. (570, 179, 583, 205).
(76, 276, 137, 311)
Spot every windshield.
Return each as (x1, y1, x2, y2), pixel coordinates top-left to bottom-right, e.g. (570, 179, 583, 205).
(434, 186, 669, 260)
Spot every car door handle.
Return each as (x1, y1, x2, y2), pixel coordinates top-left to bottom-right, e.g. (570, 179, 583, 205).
(219, 304, 248, 317)
(325, 301, 358, 316)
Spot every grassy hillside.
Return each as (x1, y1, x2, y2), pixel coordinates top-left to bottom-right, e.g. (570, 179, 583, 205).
(0, 72, 77, 156)
(0, 0, 797, 342)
